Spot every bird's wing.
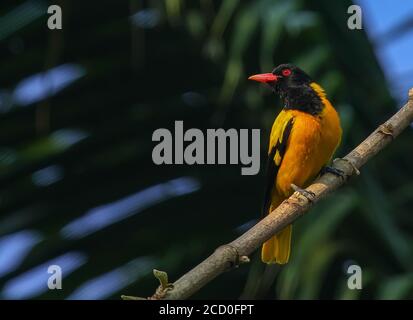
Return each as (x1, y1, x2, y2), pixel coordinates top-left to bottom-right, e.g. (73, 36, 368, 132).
(262, 114, 294, 216)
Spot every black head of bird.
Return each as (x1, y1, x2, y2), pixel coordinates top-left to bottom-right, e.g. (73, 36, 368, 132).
(248, 63, 312, 91)
(248, 63, 323, 115)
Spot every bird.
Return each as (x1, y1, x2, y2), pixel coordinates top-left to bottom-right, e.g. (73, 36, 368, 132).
(248, 63, 342, 264)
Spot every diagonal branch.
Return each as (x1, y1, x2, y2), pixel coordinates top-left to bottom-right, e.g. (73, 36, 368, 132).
(127, 88, 413, 300)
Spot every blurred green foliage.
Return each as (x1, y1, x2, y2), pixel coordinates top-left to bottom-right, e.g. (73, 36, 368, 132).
(0, 0, 412, 299)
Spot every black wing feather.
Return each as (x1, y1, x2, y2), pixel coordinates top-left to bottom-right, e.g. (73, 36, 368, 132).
(261, 118, 294, 216)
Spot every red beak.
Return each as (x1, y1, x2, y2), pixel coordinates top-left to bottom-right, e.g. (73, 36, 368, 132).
(248, 73, 278, 83)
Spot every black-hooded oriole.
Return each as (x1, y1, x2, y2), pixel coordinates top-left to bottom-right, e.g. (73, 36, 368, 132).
(249, 64, 342, 264)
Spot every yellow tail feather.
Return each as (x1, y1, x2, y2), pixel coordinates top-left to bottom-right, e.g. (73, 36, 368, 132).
(261, 225, 292, 264)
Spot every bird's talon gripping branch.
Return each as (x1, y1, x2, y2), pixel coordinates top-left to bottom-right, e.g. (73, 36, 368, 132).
(291, 183, 316, 203)
(334, 158, 360, 176)
(320, 165, 347, 180)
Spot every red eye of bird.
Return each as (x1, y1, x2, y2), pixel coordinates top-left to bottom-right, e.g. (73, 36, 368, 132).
(282, 69, 291, 77)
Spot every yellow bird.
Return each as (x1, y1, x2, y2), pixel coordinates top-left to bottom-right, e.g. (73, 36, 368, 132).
(249, 64, 342, 264)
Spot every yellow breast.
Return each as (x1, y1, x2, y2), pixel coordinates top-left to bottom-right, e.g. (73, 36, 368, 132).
(270, 86, 342, 198)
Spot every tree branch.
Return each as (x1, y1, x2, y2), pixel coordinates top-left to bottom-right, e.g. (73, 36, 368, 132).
(127, 88, 413, 300)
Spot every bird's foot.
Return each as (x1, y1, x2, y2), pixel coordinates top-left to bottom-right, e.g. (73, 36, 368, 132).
(320, 165, 346, 181)
(291, 184, 316, 203)
(333, 158, 360, 176)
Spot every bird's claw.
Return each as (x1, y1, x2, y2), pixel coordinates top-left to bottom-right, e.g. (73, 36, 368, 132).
(321, 165, 347, 181)
(291, 184, 315, 203)
(333, 158, 360, 176)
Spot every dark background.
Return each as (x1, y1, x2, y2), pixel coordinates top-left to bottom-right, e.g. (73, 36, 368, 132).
(0, 0, 412, 299)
